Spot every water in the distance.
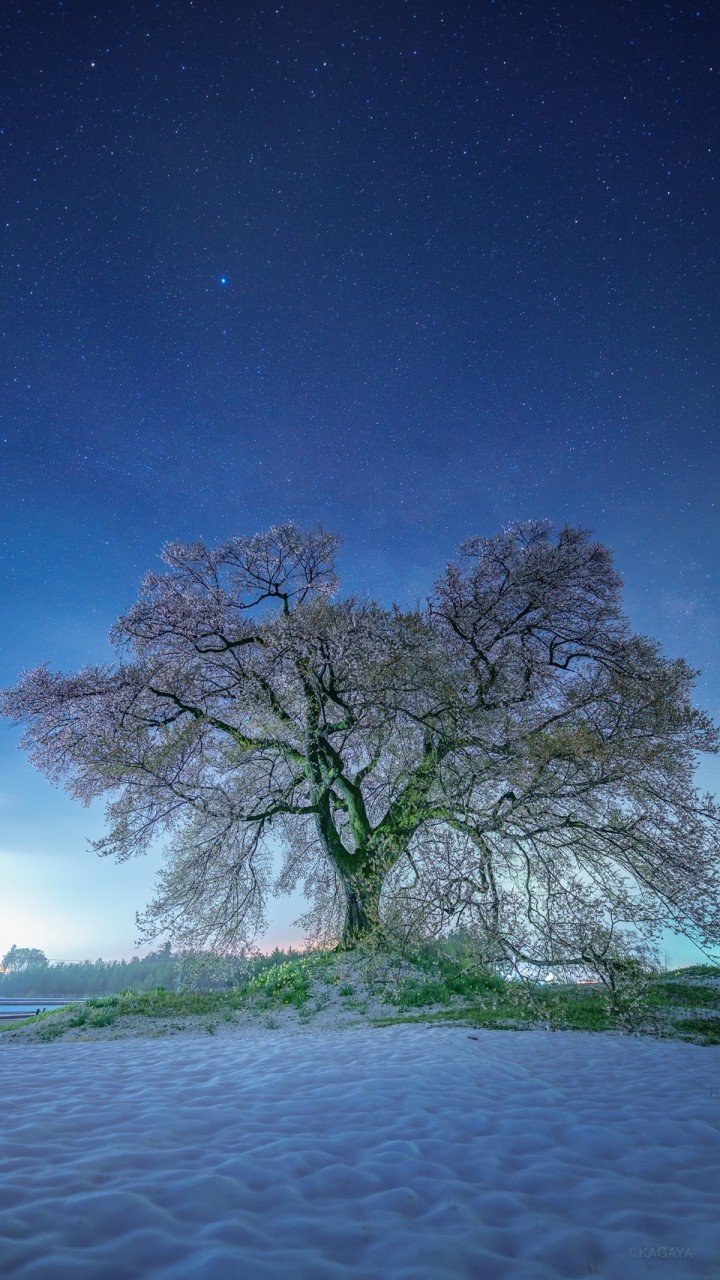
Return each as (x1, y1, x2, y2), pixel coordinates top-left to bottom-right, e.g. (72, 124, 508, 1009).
(0, 998, 84, 1019)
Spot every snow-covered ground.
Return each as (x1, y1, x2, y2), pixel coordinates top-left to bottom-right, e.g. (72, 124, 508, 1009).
(1, 1025, 718, 1279)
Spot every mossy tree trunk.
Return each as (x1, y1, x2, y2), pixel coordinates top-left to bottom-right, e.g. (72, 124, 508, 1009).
(322, 750, 442, 949)
(338, 871, 382, 948)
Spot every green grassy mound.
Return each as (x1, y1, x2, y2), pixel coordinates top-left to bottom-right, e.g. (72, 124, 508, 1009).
(3, 942, 718, 1045)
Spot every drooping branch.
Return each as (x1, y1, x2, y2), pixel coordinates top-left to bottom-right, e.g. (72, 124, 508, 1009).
(146, 685, 306, 766)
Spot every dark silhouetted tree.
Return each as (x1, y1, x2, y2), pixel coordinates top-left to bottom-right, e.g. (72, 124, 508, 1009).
(1, 945, 49, 972)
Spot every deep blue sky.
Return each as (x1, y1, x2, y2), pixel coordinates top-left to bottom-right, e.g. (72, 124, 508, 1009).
(1, 0, 718, 963)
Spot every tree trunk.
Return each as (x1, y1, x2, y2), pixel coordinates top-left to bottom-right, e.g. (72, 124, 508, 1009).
(339, 872, 382, 949)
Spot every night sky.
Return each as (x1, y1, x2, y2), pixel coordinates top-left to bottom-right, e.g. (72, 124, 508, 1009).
(1, 0, 718, 963)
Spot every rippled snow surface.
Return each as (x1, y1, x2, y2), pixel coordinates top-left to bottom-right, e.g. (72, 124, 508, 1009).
(1, 1025, 719, 1279)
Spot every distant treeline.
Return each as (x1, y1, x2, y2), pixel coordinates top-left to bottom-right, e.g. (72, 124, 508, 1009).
(0, 945, 299, 996)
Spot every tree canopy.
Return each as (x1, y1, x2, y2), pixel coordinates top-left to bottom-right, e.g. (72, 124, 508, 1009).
(3, 520, 719, 971)
(1, 945, 49, 972)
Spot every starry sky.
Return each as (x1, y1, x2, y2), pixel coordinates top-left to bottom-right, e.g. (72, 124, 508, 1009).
(1, 0, 718, 964)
